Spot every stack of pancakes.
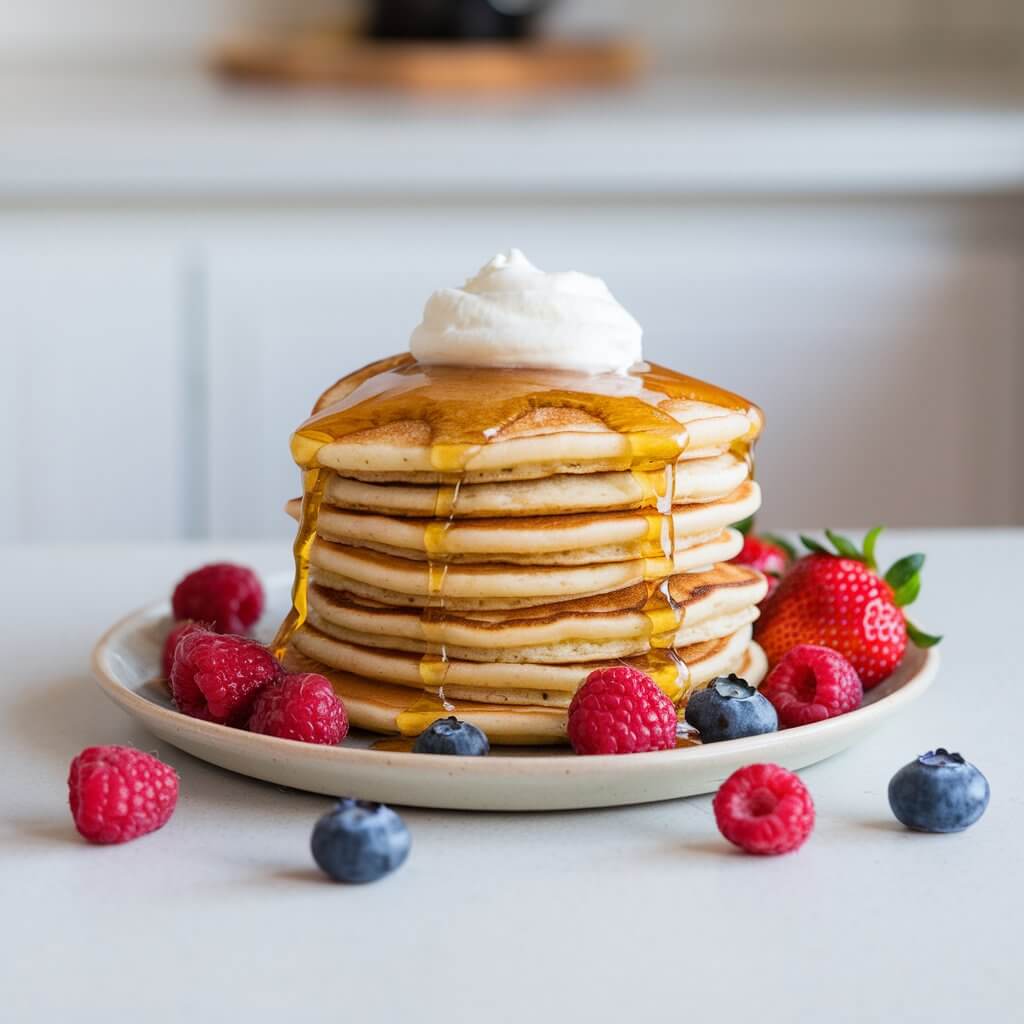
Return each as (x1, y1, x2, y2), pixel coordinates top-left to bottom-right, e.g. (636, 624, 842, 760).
(282, 356, 767, 745)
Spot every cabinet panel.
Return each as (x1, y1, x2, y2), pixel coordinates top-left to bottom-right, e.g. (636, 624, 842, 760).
(205, 204, 1022, 538)
(0, 234, 185, 540)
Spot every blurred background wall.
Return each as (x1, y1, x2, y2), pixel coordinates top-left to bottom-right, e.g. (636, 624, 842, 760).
(1, 1, 1022, 543)
(1, 1, 1022, 66)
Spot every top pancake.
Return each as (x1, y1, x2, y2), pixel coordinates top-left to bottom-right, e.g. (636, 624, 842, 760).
(306, 355, 761, 483)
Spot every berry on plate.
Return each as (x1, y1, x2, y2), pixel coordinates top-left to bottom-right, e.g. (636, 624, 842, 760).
(759, 644, 862, 728)
(684, 674, 777, 742)
(731, 533, 792, 600)
(713, 763, 815, 855)
(311, 799, 411, 884)
(161, 620, 204, 679)
(888, 749, 990, 833)
(248, 672, 349, 745)
(756, 527, 941, 688)
(171, 563, 264, 635)
(567, 665, 677, 755)
(68, 746, 179, 845)
(170, 630, 281, 724)
(412, 716, 489, 756)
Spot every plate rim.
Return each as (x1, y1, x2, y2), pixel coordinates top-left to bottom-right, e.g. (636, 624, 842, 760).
(90, 589, 941, 784)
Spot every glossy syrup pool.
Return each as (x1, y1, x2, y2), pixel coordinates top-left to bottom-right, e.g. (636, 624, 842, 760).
(273, 354, 761, 736)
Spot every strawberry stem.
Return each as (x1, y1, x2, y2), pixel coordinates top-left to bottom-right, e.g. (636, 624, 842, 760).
(862, 525, 884, 571)
(825, 529, 863, 561)
(800, 535, 829, 555)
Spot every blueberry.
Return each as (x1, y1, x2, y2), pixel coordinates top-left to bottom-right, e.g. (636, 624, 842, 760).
(412, 716, 490, 756)
(311, 799, 411, 883)
(888, 749, 990, 833)
(684, 673, 778, 742)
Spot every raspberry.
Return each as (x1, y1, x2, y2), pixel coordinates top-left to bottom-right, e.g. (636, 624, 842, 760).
(567, 665, 677, 755)
(713, 763, 815, 855)
(160, 620, 204, 678)
(249, 673, 349, 745)
(68, 746, 179, 844)
(760, 644, 863, 728)
(171, 563, 264, 635)
(170, 630, 280, 724)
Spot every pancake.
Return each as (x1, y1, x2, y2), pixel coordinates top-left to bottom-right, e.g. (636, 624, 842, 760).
(308, 356, 761, 483)
(283, 642, 769, 745)
(305, 562, 768, 657)
(289, 481, 761, 566)
(306, 527, 745, 608)
(292, 622, 756, 702)
(321, 451, 750, 518)
(313, 409, 751, 483)
(309, 606, 758, 663)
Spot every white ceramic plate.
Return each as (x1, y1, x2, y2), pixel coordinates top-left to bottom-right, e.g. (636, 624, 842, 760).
(91, 572, 939, 811)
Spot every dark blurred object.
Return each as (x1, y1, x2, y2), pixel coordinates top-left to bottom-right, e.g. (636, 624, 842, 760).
(369, 0, 552, 41)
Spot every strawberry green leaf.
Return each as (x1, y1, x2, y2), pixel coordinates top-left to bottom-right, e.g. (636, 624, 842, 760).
(825, 529, 863, 562)
(885, 553, 925, 590)
(906, 620, 942, 648)
(861, 525, 884, 572)
(762, 533, 797, 562)
(800, 535, 829, 555)
(892, 573, 921, 608)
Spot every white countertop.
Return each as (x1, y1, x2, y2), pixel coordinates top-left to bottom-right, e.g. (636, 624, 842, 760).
(1, 531, 1020, 1022)
(3, 63, 1024, 199)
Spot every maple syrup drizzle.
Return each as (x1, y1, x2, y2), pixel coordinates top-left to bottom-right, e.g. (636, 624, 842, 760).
(420, 475, 462, 707)
(274, 355, 761, 729)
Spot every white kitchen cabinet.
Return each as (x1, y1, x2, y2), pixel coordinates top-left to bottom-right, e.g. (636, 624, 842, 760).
(0, 233, 186, 541)
(203, 203, 1024, 538)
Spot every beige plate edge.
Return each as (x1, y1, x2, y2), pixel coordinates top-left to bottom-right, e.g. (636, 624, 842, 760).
(90, 578, 940, 811)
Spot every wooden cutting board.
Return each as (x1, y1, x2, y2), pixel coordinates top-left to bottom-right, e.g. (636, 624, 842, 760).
(213, 30, 648, 92)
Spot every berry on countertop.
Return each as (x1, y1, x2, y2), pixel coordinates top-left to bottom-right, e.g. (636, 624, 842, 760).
(731, 533, 792, 599)
(759, 644, 863, 728)
(161, 620, 204, 679)
(888, 749, 990, 833)
(713, 763, 815, 855)
(756, 527, 941, 688)
(311, 799, 411, 884)
(68, 746, 179, 845)
(170, 630, 280, 724)
(684, 673, 778, 742)
(567, 665, 677, 755)
(249, 673, 349, 745)
(412, 716, 489, 756)
(171, 562, 264, 635)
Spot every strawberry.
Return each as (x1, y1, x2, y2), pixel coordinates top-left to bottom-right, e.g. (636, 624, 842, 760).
(755, 527, 940, 689)
(731, 533, 793, 600)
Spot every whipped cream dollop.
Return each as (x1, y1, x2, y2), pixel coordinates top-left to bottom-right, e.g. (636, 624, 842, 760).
(409, 250, 642, 373)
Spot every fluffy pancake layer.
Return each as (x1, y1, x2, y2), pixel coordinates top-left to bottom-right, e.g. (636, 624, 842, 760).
(293, 622, 755, 702)
(320, 451, 750, 518)
(284, 641, 769, 745)
(305, 528, 744, 607)
(305, 562, 767, 658)
(289, 481, 760, 566)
